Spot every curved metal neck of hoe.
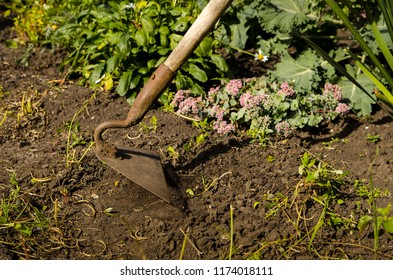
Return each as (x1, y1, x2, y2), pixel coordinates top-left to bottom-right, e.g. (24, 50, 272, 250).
(94, 64, 176, 155)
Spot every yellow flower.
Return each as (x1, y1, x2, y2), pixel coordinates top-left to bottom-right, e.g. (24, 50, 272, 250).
(254, 49, 268, 62)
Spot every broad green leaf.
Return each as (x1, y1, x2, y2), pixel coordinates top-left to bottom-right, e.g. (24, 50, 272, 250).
(191, 83, 205, 95)
(229, 22, 250, 49)
(147, 59, 157, 69)
(189, 63, 208, 82)
(377, 204, 391, 217)
(116, 70, 133, 96)
(89, 62, 105, 86)
(383, 217, 393, 234)
(175, 73, 187, 89)
(159, 26, 170, 35)
(134, 28, 148, 46)
(357, 215, 373, 231)
(261, 0, 308, 33)
(159, 26, 170, 47)
(271, 50, 320, 91)
(140, 16, 155, 34)
(155, 56, 166, 67)
(129, 74, 141, 90)
(171, 18, 189, 32)
(169, 34, 183, 49)
(106, 54, 122, 73)
(338, 73, 376, 116)
(211, 54, 228, 72)
(195, 37, 212, 57)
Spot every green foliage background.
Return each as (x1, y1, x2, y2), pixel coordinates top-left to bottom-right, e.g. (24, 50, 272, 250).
(5, 0, 393, 116)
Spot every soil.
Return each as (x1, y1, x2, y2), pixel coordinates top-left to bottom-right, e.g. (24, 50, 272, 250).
(1, 15, 393, 260)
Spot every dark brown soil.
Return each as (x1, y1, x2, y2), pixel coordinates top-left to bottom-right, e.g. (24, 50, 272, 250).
(1, 21, 393, 260)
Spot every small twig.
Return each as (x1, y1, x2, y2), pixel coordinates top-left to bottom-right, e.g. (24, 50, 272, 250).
(179, 228, 203, 256)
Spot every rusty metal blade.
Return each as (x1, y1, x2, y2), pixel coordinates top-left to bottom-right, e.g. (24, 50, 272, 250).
(97, 146, 172, 203)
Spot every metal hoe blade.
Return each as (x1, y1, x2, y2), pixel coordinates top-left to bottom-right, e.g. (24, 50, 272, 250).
(96, 146, 172, 203)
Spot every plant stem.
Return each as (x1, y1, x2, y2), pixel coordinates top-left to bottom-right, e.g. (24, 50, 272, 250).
(369, 146, 379, 257)
(229, 204, 234, 260)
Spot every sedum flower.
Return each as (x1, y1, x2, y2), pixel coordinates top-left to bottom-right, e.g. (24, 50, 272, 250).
(275, 121, 293, 137)
(277, 82, 295, 97)
(225, 79, 243, 96)
(254, 49, 268, 62)
(335, 103, 350, 114)
(214, 120, 235, 134)
(323, 83, 342, 101)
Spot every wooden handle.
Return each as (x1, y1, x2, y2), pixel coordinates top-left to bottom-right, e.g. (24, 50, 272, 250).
(164, 0, 232, 72)
(94, 0, 232, 154)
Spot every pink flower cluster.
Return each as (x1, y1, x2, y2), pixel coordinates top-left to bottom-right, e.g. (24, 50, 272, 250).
(207, 105, 235, 134)
(172, 90, 201, 117)
(213, 120, 235, 134)
(277, 82, 295, 97)
(225, 79, 243, 96)
(335, 103, 350, 114)
(177, 97, 201, 116)
(172, 90, 191, 107)
(239, 91, 269, 109)
(275, 121, 293, 137)
(208, 105, 224, 120)
(323, 83, 342, 101)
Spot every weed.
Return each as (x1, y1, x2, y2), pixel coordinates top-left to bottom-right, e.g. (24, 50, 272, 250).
(103, 208, 115, 216)
(63, 93, 96, 167)
(366, 133, 381, 143)
(138, 115, 158, 133)
(266, 155, 275, 163)
(354, 179, 390, 201)
(253, 151, 359, 259)
(358, 204, 393, 236)
(171, 78, 349, 140)
(201, 172, 232, 194)
(322, 137, 340, 149)
(166, 146, 180, 165)
(357, 147, 393, 256)
(228, 204, 234, 260)
(178, 227, 203, 259)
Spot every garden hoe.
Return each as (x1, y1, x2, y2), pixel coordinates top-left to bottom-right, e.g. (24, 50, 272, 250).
(94, 0, 232, 204)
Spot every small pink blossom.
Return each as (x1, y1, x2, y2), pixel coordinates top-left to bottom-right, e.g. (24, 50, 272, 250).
(335, 103, 350, 114)
(172, 90, 191, 106)
(208, 86, 220, 95)
(277, 82, 295, 97)
(177, 97, 199, 116)
(239, 91, 269, 109)
(225, 79, 243, 96)
(275, 121, 293, 137)
(213, 120, 235, 134)
(208, 105, 224, 120)
(323, 83, 342, 101)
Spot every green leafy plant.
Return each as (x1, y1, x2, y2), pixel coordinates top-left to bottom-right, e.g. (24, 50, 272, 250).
(171, 77, 350, 141)
(60, 94, 95, 167)
(0, 173, 50, 237)
(357, 147, 392, 255)
(42, 0, 229, 102)
(5, 0, 55, 46)
(366, 133, 381, 143)
(138, 115, 158, 133)
(303, 0, 393, 115)
(358, 204, 393, 235)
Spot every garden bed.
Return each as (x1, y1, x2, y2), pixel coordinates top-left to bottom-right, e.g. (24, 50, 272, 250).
(1, 19, 393, 260)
